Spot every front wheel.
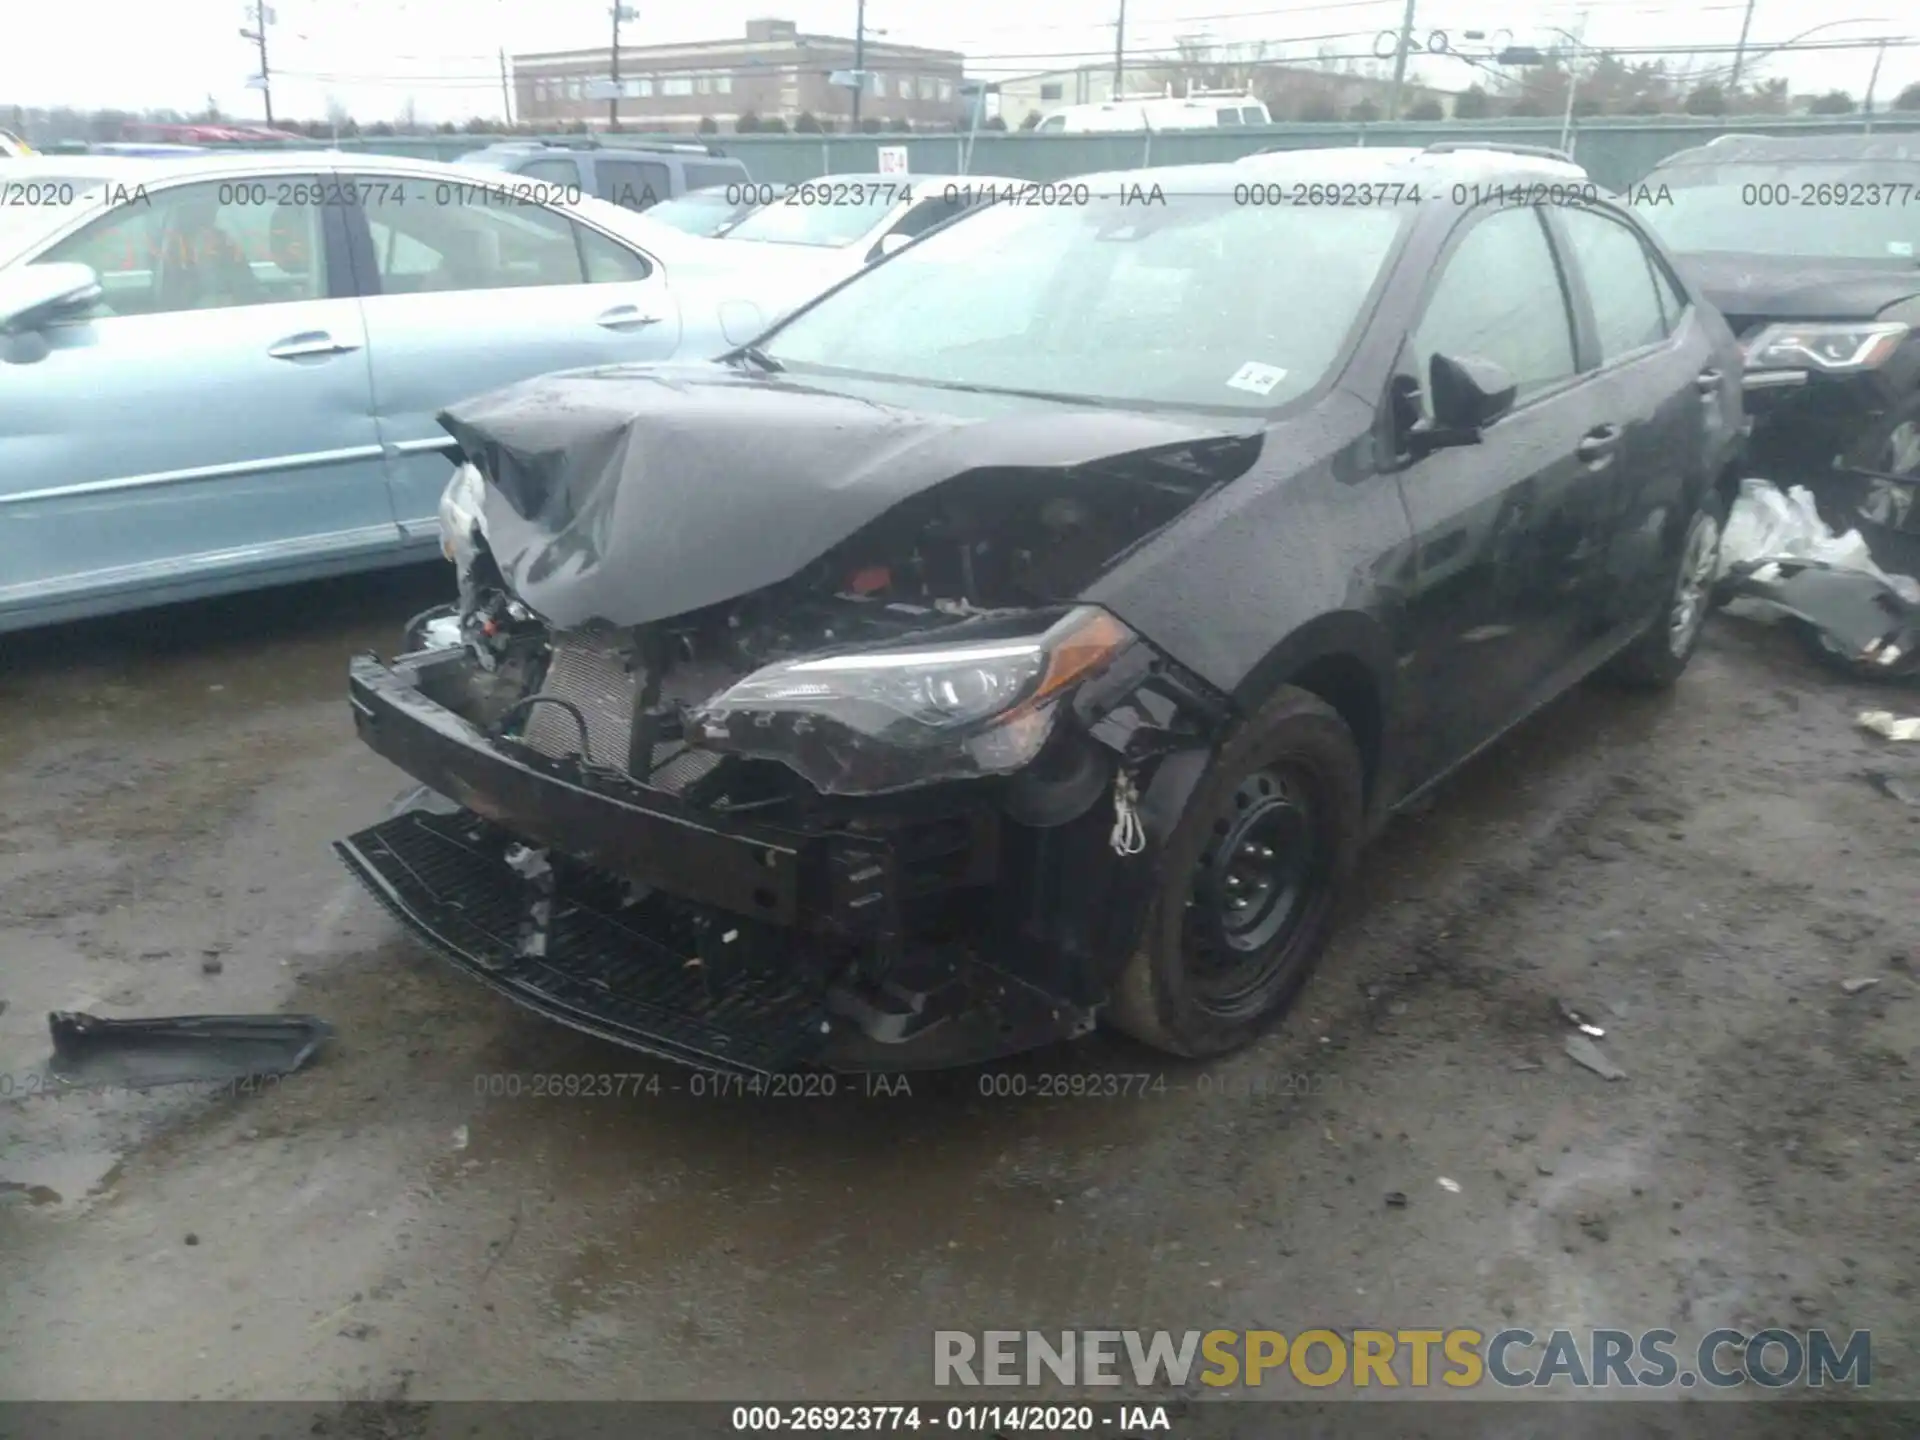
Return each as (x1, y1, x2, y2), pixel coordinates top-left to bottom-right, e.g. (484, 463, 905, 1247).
(1107, 686, 1364, 1058)
(1603, 489, 1727, 690)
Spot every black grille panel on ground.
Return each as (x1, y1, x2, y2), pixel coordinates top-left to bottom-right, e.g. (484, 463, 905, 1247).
(335, 809, 834, 1074)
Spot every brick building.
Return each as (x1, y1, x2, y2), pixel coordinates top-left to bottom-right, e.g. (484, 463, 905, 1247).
(514, 18, 966, 132)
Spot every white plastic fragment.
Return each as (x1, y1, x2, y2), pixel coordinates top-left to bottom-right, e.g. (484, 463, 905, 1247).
(1437, 1177, 1462, 1193)
(1718, 478, 1920, 619)
(1858, 711, 1920, 742)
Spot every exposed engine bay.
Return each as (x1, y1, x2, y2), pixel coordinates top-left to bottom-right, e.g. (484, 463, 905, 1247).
(341, 410, 1245, 1073)
(440, 452, 1234, 810)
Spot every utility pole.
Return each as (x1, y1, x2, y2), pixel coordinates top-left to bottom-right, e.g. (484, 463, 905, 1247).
(1557, 12, 1589, 157)
(239, 0, 274, 126)
(1383, 0, 1416, 119)
(608, 5, 631, 132)
(851, 0, 866, 130)
(499, 47, 514, 127)
(1863, 37, 1887, 127)
(1728, 0, 1758, 91)
(1113, 0, 1126, 95)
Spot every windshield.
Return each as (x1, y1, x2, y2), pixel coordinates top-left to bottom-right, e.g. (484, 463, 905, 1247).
(723, 189, 900, 247)
(456, 150, 517, 170)
(756, 187, 1408, 413)
(649, 191, 749, 234)
(1638, 162, 1920, 262)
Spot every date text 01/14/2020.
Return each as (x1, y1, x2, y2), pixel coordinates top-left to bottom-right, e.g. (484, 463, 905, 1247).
(729, 1404, 1172, 1432)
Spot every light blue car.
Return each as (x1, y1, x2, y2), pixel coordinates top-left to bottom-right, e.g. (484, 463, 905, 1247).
(0, 151, 800, 632)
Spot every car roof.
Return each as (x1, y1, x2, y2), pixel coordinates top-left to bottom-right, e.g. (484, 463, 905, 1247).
(1066, 147, 1590, 199)
(1651, 133, 1920, 170)
(0, 149, 717, 266)
(1234, 143, 1591, 185)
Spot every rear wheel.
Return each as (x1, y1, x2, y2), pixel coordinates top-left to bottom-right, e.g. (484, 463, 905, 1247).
(1107, 686, 1364, 1058)
(1604, 489, 1727, 690)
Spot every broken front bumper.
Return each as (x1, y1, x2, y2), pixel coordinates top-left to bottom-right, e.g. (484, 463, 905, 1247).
(335, 650, 1112, 1074)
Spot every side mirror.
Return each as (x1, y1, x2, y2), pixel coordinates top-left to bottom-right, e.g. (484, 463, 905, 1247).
(0, 262, 101, 334)
(873, 231, 912, 260)
(1407, 352, 1517, 455)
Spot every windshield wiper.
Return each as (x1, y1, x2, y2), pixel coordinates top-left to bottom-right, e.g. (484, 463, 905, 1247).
(733, 345, 785, 373)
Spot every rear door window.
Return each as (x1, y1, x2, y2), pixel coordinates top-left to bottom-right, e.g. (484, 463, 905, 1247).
(359, 178, 590, 293)
(595, 158, 671, 212)
(1557, 207, 1671, 361)
(516, 156, 583, 189)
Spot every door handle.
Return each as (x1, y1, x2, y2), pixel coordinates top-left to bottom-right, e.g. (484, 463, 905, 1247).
(1575, 424, 1621, 463)
(268, 331, 360, 360)
(596, 305, 663, 330)
(1696, 369, 1723, 394)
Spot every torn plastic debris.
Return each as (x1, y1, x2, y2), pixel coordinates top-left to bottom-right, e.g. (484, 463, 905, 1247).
(1716, 479, 1920, 677)
(44, 1011, 332, 1092)
(505, 843, 554, 963)
(1859, 710, 1920, 741)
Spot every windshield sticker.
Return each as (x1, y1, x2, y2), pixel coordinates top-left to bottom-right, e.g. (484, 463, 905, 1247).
(1226, 361, 1288, 395)
(1890, 241, 1915, 258)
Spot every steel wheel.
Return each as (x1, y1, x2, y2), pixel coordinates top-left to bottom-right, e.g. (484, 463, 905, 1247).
(1179, 765, 1327, 1021)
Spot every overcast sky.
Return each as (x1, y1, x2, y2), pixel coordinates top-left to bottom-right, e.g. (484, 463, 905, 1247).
(2, 0, 1913, 122)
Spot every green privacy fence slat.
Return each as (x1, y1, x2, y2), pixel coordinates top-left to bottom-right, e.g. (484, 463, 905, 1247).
(198, 115, 1920, 194)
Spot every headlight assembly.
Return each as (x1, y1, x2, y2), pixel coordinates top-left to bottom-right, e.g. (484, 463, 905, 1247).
(1741, 321, 1908, 374)
(689, 606, 1136, 795)
(438, 462, 487, 564)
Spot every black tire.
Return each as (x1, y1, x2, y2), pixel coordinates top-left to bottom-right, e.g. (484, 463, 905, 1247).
(1106, 685, 1364, 1058)
(1604, 488, 1728, 690)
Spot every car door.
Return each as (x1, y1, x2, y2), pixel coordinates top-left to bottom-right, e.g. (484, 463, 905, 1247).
(342, 173, 684, 541)
(1550, 203, 1723, 641)
(0, 172, 392, 627)
(1391, 201, 1621, 780)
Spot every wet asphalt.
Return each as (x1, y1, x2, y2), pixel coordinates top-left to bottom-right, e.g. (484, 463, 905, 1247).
(0, 565, 1916, 1408)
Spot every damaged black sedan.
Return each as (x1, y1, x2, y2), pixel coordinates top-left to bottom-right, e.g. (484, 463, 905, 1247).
(337, 146, 1746, 1074)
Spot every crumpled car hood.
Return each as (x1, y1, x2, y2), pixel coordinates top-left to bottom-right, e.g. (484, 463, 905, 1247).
(438, 361, 1253, 631)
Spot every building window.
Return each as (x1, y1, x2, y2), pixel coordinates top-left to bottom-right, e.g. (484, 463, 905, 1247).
(662, 74, 693, 96)
(714, 73, 732, 93)
(1039, 82, 1062, 101)
(694, 74, 710, 94)
(638, 76, 654, 96)
(939, 79, 954, 101)
(867, 72, 883, 96)
(622, 77, 642, 97)
(566, 78, 582, 100)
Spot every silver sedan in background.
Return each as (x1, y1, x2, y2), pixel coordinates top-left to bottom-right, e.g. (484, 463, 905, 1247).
(0, 151, 818, 633)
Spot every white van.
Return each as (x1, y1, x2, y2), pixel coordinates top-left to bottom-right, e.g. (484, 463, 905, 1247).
(1034, 89, 1270, 134)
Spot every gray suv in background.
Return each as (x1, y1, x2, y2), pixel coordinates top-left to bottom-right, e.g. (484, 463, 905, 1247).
(455, 138, 750, 216)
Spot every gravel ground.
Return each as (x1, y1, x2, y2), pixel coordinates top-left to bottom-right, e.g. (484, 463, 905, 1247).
(0, 567, 1916, 1424)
